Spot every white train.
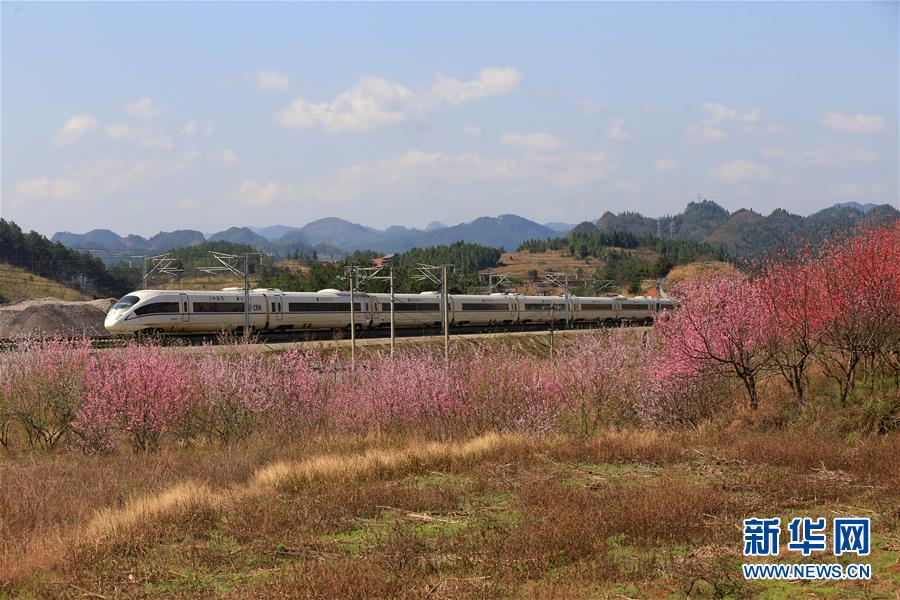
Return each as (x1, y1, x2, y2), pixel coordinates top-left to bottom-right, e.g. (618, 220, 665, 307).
(104, 288, 674, 335)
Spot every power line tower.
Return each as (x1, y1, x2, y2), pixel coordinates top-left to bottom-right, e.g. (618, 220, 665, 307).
(412, 263, 455, 361)
(132, 253, 182, 290)
(478, 271, 510, 294)
(196, 251, 262, 338)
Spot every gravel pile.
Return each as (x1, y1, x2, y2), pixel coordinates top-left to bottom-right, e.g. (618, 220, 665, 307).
(0, 297, 115, 338)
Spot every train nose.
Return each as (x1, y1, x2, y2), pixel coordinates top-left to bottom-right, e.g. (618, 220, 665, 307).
(104, 310, 127, 334)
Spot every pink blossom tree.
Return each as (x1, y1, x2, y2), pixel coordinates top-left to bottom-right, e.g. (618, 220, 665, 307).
(655, 272, 773, 410)
(74, 344, 194, 451)
(757, 253, 831, 406)
(0, 337, 93, 450)
(815, 223, 900, 404)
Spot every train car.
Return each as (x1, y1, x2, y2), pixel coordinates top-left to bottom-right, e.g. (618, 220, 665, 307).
(573, 297, 617, 323)
(281, 289, 373, 331)
(517, 295, 570, 324)
(615, 296, 656, 324)
(449, 294, 516, 326)
(369, 292, 443, 328)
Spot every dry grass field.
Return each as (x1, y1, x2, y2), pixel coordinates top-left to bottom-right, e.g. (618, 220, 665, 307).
(484, 250, 660, 295)
(0, 264, 92, 303)
(3, 423, 898, 598)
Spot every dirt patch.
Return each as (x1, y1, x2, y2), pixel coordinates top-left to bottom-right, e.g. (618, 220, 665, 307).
(0, 297, 115, 338)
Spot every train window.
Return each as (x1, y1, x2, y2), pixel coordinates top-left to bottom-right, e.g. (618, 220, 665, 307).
(460, 303, 508, 311)
(524, 303, 564, 310)
(390, 303, 439, 312)
(194, 302, 245, 313)
(580, 304, 613, 310)
(288, 302, 361, 312)
(271, 302, 276, 312)
(183, 302, 188, 312)
(134, 301, 180, 316)
(112, 295, 140, 310)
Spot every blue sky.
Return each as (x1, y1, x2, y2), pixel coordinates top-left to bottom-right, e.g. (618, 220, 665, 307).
(2, 1, 897, 237)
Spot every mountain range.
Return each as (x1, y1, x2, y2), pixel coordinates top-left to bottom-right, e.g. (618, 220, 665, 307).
(51, 201, 897, 262)
(52, 214, 562, 260)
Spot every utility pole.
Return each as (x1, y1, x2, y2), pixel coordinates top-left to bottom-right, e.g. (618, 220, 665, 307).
(389, 267, 395, 357)
(197, 251, 261, 339)
(549, 303, 555, 359)
(342, 262, 392, 362)
(439, 264, 450, 361)
(412, 263, 455, 361)
(349, 268, 356, 363)
(543, 270, 571, 328)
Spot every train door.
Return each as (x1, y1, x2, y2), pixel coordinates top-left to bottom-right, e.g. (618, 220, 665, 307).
(274, 294, 284, 323)
(179, 293, 190, 322)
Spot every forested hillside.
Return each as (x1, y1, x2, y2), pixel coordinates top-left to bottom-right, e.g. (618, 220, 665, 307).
(595, 200, 899, 258)
(0, 219, 133, 299)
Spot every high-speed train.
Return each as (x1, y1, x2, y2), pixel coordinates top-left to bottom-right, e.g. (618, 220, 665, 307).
(104, 288, 674, 335)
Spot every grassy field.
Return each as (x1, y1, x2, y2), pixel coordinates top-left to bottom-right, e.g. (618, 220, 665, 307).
(3, 425, 898, 598)
(0, 264, 91, 303)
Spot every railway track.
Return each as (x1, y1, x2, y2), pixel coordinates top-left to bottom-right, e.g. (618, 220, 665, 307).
(0, 320, 651, 352)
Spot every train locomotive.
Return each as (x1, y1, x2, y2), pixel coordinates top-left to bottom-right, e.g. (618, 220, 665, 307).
(104, 288, 674, 335)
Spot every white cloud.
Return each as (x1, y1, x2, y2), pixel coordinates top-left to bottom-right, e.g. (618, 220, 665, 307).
(11, 177, 86, 204)
(276, 76, 413, 132)
(464, 124, 482, 138)
(655, 158, 680, 172)
(606, 117, 631, 141)
(182, 120, 215, 137)
(275, 67, 521, 133)
(125, 97, 162, 120)
(791, 144, 879, 167)
(103, 123, 174, 149)
(64, 151, 200, 197)
(180, 196, 203, 209)
(501, 131, 562, 152)
(51, 115, 98, 146)
(427, 67, 521, 106)
(219, 150, 239, 164)
(256, 69, 291, 92)
(11, 151, 201, 209)
(709, 159, 771, 184)
(578, 99, 604, 115)
(835, 183, 889, 197)
(821, 112, 884, 134)
(613, 180, 640, 193)
(765, 121, 789, 136)
(687, 102, 761, 143)
(236, 180, 283, 206)
(318, 148, 618, 202)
